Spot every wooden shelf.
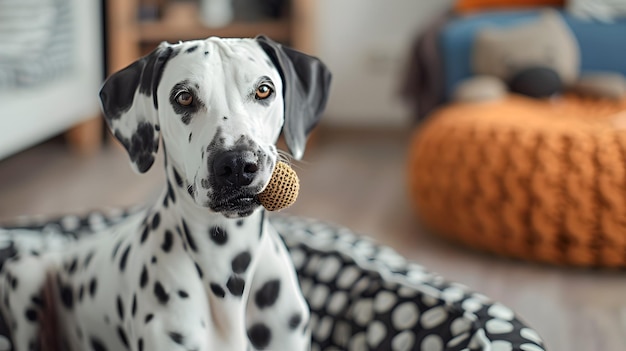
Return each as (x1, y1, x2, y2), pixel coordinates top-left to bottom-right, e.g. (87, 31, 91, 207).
(106, 0, 315, 73)
(138, 2, 292, 43)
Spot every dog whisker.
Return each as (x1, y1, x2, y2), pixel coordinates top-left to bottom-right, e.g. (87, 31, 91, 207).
(277, 149, 310, 172)
(277, 149, 293, 165)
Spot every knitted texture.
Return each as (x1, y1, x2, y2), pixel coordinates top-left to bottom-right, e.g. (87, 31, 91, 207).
(258, 161, 300, 211)
(408, 95, 626, 267)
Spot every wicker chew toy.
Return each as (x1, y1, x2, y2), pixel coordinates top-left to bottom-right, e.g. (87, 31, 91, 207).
(257, 161, 300, 211)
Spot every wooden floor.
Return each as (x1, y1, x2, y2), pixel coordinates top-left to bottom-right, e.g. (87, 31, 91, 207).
(0, 128, 625, 351)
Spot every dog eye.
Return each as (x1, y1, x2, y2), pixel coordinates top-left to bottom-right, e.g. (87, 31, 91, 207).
(176, 92, 193, 106)
(255, 84, 273, 100)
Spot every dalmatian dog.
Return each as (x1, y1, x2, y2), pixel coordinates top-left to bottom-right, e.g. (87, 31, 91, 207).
(0, 35, 331, 351)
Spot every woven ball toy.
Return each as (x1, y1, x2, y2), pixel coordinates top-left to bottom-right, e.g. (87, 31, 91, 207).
(258, 161, 300, 211)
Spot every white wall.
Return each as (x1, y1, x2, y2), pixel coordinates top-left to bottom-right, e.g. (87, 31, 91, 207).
(314, 0, 453, 127)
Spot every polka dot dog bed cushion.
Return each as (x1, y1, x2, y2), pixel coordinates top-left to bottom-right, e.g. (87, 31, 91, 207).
(409, 94, 626, 268)
(0, 209, 546, 351)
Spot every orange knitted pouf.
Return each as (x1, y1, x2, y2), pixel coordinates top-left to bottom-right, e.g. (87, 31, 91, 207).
(408, 95, 626, 267)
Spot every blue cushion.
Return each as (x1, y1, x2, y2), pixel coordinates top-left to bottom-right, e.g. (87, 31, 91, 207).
(440, 10, 626, 99)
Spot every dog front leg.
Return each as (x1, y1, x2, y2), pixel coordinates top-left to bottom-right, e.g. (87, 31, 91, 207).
(0, 255, 54, 351)
(245, 226, 311, 350)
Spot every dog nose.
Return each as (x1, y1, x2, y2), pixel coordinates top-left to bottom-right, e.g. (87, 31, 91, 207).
(213, 150, 260, 187)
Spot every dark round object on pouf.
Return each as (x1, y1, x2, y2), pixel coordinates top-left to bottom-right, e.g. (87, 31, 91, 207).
(508, 67, 562, 98)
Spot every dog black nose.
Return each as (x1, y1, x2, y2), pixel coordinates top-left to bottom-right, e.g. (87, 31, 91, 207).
(213, 150, 260, 187)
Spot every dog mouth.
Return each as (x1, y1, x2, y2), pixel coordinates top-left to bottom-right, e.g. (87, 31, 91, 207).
(209, 190, 262, 217)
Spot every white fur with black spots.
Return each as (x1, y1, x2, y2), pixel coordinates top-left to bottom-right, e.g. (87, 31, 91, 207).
(0, 36, 331, 351)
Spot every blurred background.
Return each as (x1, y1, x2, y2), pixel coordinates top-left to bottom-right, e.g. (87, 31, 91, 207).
(1, 0, 626, 350)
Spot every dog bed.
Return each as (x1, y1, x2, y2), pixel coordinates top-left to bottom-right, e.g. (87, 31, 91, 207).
(408, 94, 626, 268)
(0, 208, 545, 350)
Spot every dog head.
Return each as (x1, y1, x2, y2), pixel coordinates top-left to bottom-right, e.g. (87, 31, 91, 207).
(99, 36, 331, 217)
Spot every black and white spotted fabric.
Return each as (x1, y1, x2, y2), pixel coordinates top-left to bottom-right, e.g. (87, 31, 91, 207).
(0, 210, 546, 351)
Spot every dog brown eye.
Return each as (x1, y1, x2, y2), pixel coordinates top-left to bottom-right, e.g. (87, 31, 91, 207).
(176, 92, 193, 106)
(255, 85, 273, 100)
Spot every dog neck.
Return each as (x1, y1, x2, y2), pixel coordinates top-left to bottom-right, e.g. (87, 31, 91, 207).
(146, 156, 266, 342)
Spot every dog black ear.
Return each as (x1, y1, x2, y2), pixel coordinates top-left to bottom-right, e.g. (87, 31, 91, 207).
(99, 42, 175, 173)
(256, 35, 332, 160)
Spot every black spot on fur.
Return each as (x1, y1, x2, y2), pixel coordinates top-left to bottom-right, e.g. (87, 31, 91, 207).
(255, 279, 280, 309)
(204, 51, 209, 56)
(210, 283, 225, 298)
(117, 326, 130, 348)
(138, 338, 144, 351)
(78, 285, 85, 301)
(161, 230, 174, 252)
(163, 142, 168, 166)
(116, 296, 124, 320)
(60, 284, 73, 309)
(289, 313, 302, 329)
(236, 219, 244, 227)
(173, 168, 184, 187)
(31, 296, 44, 308)
(195, 262, 204, 278)
(181, 220, 198, 252)
(163, 195, 169, 208)
(111, 240, 122, 259)
(84, 251, 95, 268)
(89, 278, 98, 297)
(151, 213, 161, 230)
(188, 132, 193, 143)
(231, 251, 251, 274)
(154, 281, 169, 304)
(209, 226, 228, 245)
(185, 45, 198, 53)
(10, 276, 18, 290)
(178, 290, 189, 298)
(131, 294, 138, 317)
(119, 245, 131, 272)
(168, 331, 185, 344)
(29, 340, 38, 351)
(99, 60, 141, 121)
(151, 256, 157, 264)
(140, 265, 149, 289)
(114, 122, 158, 173)
(140, 226, 150, 244)
(100, 44, 172, 116)
(226, 276, 245, 296)
(168, 181, 176, 203)
(248, 323, 272, 349)
(145, 313, 154, 324)
(139, 46, 174, 106)
(67, 257, 78, 274)
(90, 337, 108, 351)
(155, 124, 160, 131)
(25, 308, 37, 322)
